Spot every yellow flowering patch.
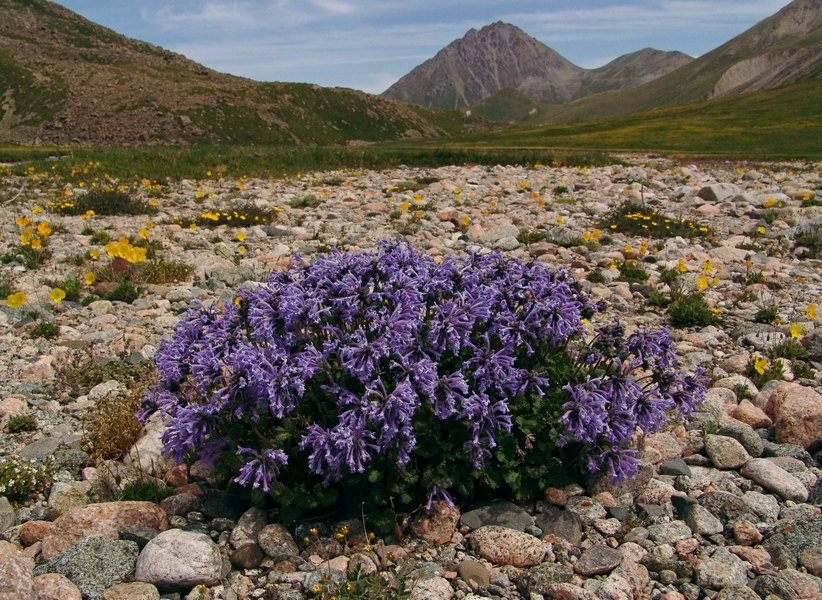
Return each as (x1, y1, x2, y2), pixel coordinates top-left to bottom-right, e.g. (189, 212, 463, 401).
(104, 238, 147, 264)
(5, 292, 27, 308)
(49, 288, 66, 303)
(789, 323, 803, 339)
(84, 272, 95, 285)
(675, 259, 688, 273)
(808, 304, 817, 319)
(753, 355, 768, 376)
(236, 232, 247, 242)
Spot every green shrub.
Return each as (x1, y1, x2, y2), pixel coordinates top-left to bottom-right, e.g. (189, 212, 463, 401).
(6, 414, 37, 433)
(772, 339, 808, 361)
(52, 189, 156, 216)
(669, 293, 715, 327)
(60, 356, 153, 394)
(553, 185, 568, 195)
(754, 306, 779, 324)
(31, 321, 59, 339)
(115, 478, 172, 503)
(587, 270, 606, 284)
(0, 272, 14, 297)
(90, 231, 111, 245)
(314, 564, 416, 600)
(617, 261, 649, 283)
(516, 230, 547, 245)
(290, 194, 322, 209)
(83, 383, 146, 461)
(105, 281, 142, 304)
(1, 246, 52, 269)
(0, 456, 53, 502)
(647, 291, 670, 308)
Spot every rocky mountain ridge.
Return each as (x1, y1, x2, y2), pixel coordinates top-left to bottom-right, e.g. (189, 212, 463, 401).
(382, 22, 692, 109)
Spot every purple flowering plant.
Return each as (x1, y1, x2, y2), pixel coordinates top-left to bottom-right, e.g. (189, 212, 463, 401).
(140, 240, 705, 528)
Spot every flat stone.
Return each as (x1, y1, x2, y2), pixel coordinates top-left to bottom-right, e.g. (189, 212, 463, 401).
(409, 575, 453, 600)
(0, 550, 34, 600)
(647, 520, 692, 545)
(704, 434, 751, 469)
(534, 505, 583, 545)
(35, 536, 138, 600)
(0, 496, 14, 532)
(740, 459, 808, 502)
(694, 548, 748, 589)
(468, 526, 547, 567)
(799, 548, 822, 576)
(134, 529, 221, 590)
(102, 582, 161, 600)
(659, 457, 691, 477)
(32, 573, 82, 600)
(574, 544, 623, 576)
(460, 500, 534, 532)
(685, 504, 724, 535)
(412, 501, 460, 544)
(717, 419, 764, 457)
(257, 523, 299, 562)
(51, 502, 168, 540)
(516, 563, 574, 595)
(457, 559, 489, 588)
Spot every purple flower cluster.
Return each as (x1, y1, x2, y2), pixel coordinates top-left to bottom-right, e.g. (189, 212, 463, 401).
(141, 240, 705, 505)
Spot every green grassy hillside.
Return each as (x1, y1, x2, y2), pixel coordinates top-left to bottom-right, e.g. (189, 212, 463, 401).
(421, 80, 822, 159)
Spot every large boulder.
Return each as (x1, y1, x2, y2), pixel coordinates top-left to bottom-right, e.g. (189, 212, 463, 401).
(134, 529, 222, 590)
(766, 383, 822, 449)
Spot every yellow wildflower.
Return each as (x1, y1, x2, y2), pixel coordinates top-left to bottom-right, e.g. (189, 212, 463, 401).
(757, 226, 766, 234)
(49, 288, 66, 303)
(582, 231, 591, 242)
(236, 232, 247, 242)
(400, 202, 410, 212)
(81, 209, 95, 219)
(189, 223, 198, 231)
(31, 206, 43, 215)
(89, 249, 100, 260)
(16, 216, 31, 227)
(704, 260, 714, 275)
(414, 210, 422, 219)
(139, 229, 149, 240)
(675, 259, 688, 273)
(808, 304, 817, 319)
(592, 229, 601, 242)
(624, 244, 633, 254)
(461, 216, 469, 226)
(753, 355, 768, 376)
(237, 245, 246, 255)
(556, 215, 563, 225)
(84, 272, 95, 286)
(696, 275, 709, 291)
(412, 193, 422, 203)
(6, 292, 27, 308)
(30, 237, 42, 250)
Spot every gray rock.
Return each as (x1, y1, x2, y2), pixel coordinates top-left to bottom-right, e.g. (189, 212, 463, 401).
(534, 505, 582, 545)
(134, 529, 222, 590)
(483, 224, 519, 243)
(715, 587, 763, 600)
(659, 457, 691, 476)
(35, 536, 138, 600)
(304, 568, 346, 592)
(257, 523, 300, 562)
(493, 236, 520, 251)
(48, 482, 88, 516)
(515, 563, 574, 596)
(766, 517, 822, 561)
(694, 548, 748, 589)
(457, 559, 489, 588)
(700, 491, 756, 524)
(740, 459, 809, 502)
(718, 420, 764, 457)
(0, 496, 15, 531)
(704, 434, 751, 469)
(460, 500, 534, 532)
(647, 520, 692, 545)
(19, 425, 82, 460)
(697, 183, 742, 203)
(574, 544, 623, 576)
(685, 504, 724, 535)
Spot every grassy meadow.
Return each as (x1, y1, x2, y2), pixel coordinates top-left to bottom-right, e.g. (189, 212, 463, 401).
(429, 80, 822, 160)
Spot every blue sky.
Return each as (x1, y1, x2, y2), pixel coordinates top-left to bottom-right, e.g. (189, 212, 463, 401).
(58, 0, 789, 93)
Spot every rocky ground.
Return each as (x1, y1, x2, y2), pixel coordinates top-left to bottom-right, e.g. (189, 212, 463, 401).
(0, 157, 820, 600)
